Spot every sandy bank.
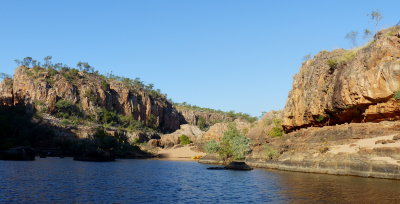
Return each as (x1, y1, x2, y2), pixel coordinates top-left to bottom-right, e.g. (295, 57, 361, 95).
(154, 145, 206, 161)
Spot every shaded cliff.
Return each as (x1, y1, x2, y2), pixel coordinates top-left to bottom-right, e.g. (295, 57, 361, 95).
(283, 26, 400, 132)
(1, 66, 183, 132)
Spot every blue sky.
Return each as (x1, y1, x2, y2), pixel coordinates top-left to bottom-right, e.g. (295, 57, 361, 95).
(0, 1, 399, 116)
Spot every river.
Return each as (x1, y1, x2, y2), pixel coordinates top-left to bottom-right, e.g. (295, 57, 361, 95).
(0, 158, 399, 203)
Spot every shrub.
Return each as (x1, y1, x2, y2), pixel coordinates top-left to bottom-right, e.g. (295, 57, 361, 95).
(315, 115, 325, 122)
(319, 146, 329, 153)
(62, 68, 80, 83)
(92, 128, 118, 150)
(263, 144, 278, 159)
(84, 89, 100, 105)
(179, 134, 191, 145)
(327, 59, 338, 69)
(132, 138, 140, 145)
(101, 80, 109, 90)
(60, 119, 72, 126)
(204, 140, 219, 153)
(327, 50, 357, 69)
(147, 114, 158, 129)
(55, 99, 82, 118)
(394, 91, 400, 99)
(218, 123, 251, 161)
(99, 108, 119, 125)
(197, 116, 208, 131)
(267, 119, 283, 138)
(119, 115, 146, 131)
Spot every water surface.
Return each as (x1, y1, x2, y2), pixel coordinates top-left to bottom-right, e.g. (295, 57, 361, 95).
(0, 158, 399, 203)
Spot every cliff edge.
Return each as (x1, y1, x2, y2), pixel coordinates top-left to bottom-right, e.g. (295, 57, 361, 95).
(283, 26, 400, 132)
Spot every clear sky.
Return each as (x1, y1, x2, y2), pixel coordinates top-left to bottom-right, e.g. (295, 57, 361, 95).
(0, 1, 399, 116)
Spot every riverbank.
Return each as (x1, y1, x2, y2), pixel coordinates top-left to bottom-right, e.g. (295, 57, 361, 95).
(153, 145, 206, 161)
(200, 121, 400, 180)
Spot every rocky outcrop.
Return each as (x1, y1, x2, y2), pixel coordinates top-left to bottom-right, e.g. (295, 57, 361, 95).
(283, 26, 400, 132)
(176, 106, 235, 127)
(0, 78, 13, 106)
(159, 124, 204, 147)
(1, 66, 183, 132)
(246, 121, 400, 180)
(199, 121, 400, 179)
(202, 119, 251, 141)
(0, 146, 36, 161)
(246, 110, 282, 144)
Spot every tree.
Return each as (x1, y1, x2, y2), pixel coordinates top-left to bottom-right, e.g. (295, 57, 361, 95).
(43, 56, 52, 68)
(22, 57, 33, 67)
(210, 123, 251, 162)
(345, 31, 358, 47)
(14, 59, 22, 66)
(77, 61, 93, 72)
(303, 53, 312, 61)
(0, 73, 11, 80)
(363, 29, 373, 41)
(368, 10, 383, 27)
(179, 135, 191, 145)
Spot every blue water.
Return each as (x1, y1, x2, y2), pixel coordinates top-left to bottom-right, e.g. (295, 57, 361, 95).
(0, 158, 400, 203)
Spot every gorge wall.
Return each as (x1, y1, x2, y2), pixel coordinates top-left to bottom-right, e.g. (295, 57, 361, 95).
(176, 106, 236, 127)
(0, 66, 183, 132)
(283, 26, 400, 132)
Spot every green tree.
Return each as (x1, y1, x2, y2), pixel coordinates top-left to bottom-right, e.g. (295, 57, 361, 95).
(363, 29, 373, 41)
(22, 57, 33, 67)
(303, 53, 312, 61)
(55, 100, 82, 118)
(179, 134, 191, 145)
(0, 73, 11, 80)
(77, 61, 94, 73)
(43, 56, 53, 68)
(197, 116, 208, 131)
(345, 31, 358, 47)
(204, 140, 220, 153)
(267, 119, 283, 137)
(368, 10, 383, 27)
(217, 123, 251, 162)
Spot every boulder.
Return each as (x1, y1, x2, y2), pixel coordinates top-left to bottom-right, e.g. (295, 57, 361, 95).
(0, 146, 36, 161)
(224, 161, 253, 170)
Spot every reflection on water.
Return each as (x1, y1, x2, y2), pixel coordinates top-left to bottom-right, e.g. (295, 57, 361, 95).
(274, 170, 400, 203)
(0, 158, 399, 203)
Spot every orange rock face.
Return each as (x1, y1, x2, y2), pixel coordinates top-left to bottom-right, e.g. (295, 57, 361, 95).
(2, 66, 183, 132)
(283, 26, 400, 132)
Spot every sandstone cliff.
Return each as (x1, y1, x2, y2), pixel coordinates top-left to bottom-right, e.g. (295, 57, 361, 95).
(176, 106, 235, 128)
(283, 26, 400, 132)
(0, 66, 183, 132)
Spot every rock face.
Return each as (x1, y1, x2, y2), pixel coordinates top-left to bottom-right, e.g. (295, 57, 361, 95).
(1, 66, 183, 132)
(246, 121, 400, 180)
(283, 26, 400, 132)
(0, 78, 13, 106)
(159, 124, 204, 147)
(0, 146, 36, 161)
(246, 110, 282, 143)
(176, 106, 235, 127)
(202, 119, 251, 142)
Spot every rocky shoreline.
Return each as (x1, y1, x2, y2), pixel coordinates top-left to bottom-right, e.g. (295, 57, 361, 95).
(199, 155, 400, 180)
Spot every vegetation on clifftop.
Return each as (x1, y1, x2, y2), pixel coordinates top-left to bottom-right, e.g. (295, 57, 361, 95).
(175, 102, 257, 123)
(14, 56, 168, 101)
